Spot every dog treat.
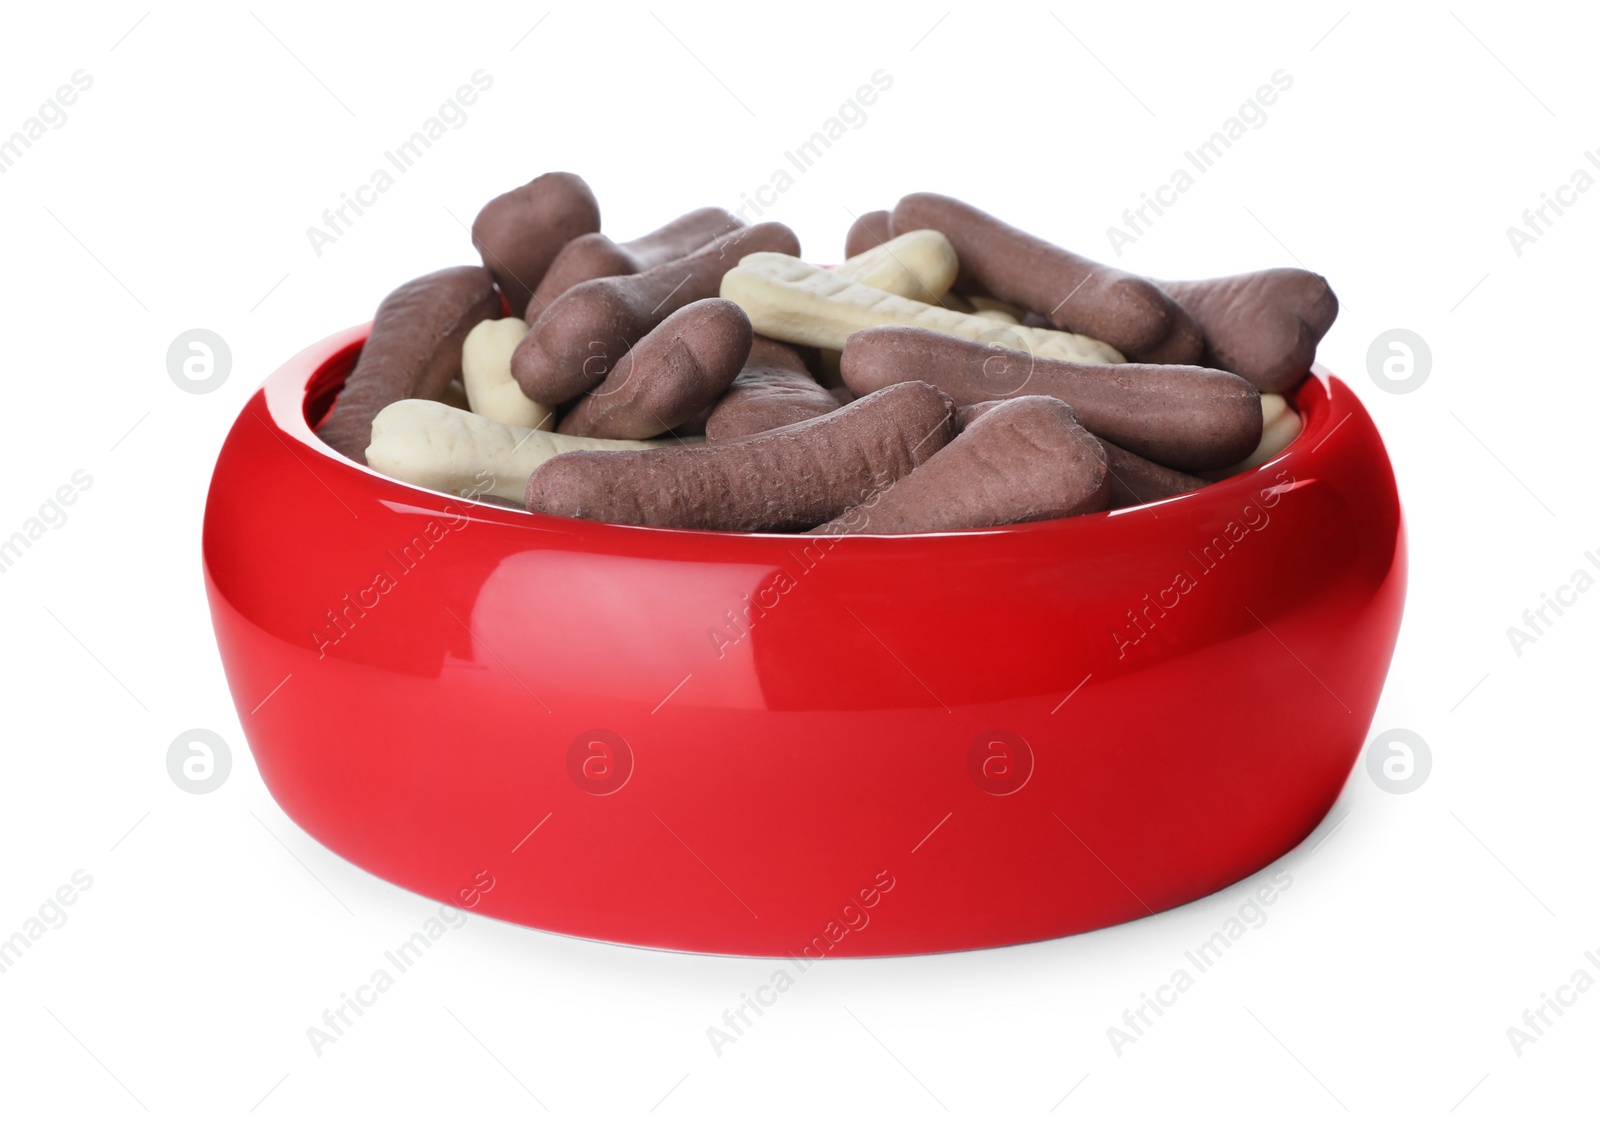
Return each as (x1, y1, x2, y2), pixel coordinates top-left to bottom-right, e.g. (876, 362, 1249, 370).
(557, 299, 752, 440)
(833, 230, 959, 304)
(1127, 306, 1207, 365)
(806, 230, 960, 396)
(720, 253, 1124, 363)
(461, 318, 553, 430)
(757, 240, 1080, 391)
(346, 173, 1340, 535)
(973, 307, 1020, 325)
(1161, 270, 1339, 393)
(366, 399, 672, 503)
(528, 206, 745, 311)
(1203, 393, 1302, 479)
(844, 210, 893, 258)
(470, 172, 601, 318)
(840, 326, 1260, 471)
(808, 347, 846, 389)
(671, 407, 713, 438)
(815, 396, 1110, 534)
(957, 400, 1208, 509)
(890, 193, 1203, 364)
(1101, 441, 1209, 507)
(1253, 393, 1302, 461)
(525, 381, 956, 532)
(317, 266, 501, 464)
(951, 400, 1004, 428)
(512, 222, 800, 407)
(705, 336, 839, 441)
(969, 296, 1026, 320)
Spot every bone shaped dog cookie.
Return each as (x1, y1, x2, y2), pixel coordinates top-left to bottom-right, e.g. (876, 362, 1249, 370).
(719, 253, 1124, 364)
(831, 229, 959, 304)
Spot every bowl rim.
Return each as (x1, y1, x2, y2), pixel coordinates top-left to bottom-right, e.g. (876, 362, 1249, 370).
(258, 320, 1338, 543)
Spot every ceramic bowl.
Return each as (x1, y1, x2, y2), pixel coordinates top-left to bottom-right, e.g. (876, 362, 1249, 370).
(203, 324, 1405, 956)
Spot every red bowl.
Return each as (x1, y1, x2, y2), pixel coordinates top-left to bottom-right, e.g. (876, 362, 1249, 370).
(203, 324, 1405, 956)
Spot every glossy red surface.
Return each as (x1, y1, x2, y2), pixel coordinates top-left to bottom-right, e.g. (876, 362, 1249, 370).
(203, 324, 1406, 956)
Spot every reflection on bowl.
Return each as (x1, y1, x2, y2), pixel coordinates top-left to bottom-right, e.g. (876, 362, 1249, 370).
(203, 324, 1405, 956)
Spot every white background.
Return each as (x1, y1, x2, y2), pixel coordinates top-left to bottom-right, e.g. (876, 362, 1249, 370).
(1, 2, 1595, 1120)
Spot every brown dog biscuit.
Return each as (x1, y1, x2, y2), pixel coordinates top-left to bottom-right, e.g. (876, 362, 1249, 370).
(525, 381, 955, 531)
(1123, 304, 1206, 366)
(816, 396, 1110, 534)
(840, 325, 1260, 471)
(1100, 441, 1208, 508)
(889, 193, 1202, 363)
(557, 299, 752, 440)
(671, 402, 715, 437)
(844, 210, 893, 259)
(952, 400, 1004, 428)
(512, 222, 800, 407)
(528, 207, 745, 312)
(1161, 269, 1339, 393)
(316, 266, 501, 464)
(955, 402, 1204, 510)
(704, 336, 838, 441)
(470, 172, 600, 318)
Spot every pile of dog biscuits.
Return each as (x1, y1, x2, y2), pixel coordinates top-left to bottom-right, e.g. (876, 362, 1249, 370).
(316, 172, 1337, 534)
